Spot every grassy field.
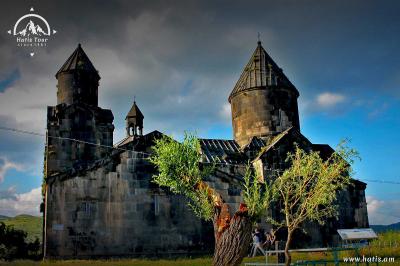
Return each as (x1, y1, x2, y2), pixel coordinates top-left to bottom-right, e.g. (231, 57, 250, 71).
(0, 254, 399, 266)
(0, 257, 265, 266)
(342, 230, 400, 258)
(0, 230, 398, 265)
(1, 214, 42, 243)
(0, 257, 216, 266)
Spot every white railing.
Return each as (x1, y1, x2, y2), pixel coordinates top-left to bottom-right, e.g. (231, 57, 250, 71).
(245, 247, 331, 266)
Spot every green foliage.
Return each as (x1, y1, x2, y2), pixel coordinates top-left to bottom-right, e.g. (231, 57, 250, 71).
(242, 164, 275, 221)
(2, 215, 42, 243)
(150, 131, 359, 247)
(186, 186, 214, 222)
(0, 222, 41, 261)
(149, 133, 215, 221)
(150, 133, 277, 222)
(265, 140, 360, 265)
(238, 139, 360, 230)
(358, 231, 400, 258)
(272, 140, 359, 230)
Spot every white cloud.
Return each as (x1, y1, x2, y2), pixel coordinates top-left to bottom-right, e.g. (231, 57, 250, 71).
(300, 91, 349, 115)
(316, 92, 346, 108)
(367, 102, 389, 120)
(0, 187, 41, 217)
(0, 156, 24, 182)
(219, 103, 231, 123)
(366, 195, 400, 225)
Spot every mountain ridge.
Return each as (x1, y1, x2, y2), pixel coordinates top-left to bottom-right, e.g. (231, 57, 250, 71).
(371, 222, 400, 233)
(1, 214, 42, 243)
(17, 20, 47, 37)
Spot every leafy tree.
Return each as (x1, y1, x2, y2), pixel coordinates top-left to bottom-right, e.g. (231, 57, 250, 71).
(270, 141, 359, 266)
(150, 133, 273, 266)
(150, 133, 358, 266)
(0, 222, 41, 260)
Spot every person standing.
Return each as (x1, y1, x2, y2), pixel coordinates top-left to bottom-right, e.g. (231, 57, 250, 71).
(251, 229, 265, 257)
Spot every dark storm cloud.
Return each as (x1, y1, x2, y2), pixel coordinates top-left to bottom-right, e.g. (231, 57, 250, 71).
(1, 0, 400, 172)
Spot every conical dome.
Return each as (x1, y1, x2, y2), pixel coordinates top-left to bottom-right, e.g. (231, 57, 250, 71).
(229, 41, 298, 102)
(229, 41, 300, 147)
(56, 44, 100, 106)
(56, 43, 99, 80)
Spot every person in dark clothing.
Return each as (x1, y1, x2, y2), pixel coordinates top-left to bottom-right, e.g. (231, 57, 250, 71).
(250, 228, 265, 257)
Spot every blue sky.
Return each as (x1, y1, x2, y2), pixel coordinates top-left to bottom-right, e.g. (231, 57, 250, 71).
(0, 0, 399, 224)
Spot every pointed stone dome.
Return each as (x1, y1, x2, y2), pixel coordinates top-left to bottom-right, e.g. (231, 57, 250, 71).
(228, 41, 298, 102)
(126, 101, 144, 120)
(55, 43, 100, 80)
(55, 44, 100, 106)
(126, 101, 144, 136)
(229, 41, 301, 147)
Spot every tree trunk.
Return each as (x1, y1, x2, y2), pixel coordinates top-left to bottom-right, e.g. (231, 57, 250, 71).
(284, 230, 293, 266)
(212, 203, 253, 266)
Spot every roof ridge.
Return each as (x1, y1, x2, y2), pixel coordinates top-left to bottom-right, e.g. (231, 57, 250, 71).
(199, 137, 236, 141)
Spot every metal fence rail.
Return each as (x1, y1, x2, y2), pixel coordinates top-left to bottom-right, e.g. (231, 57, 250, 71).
(244, 247, 373, 266)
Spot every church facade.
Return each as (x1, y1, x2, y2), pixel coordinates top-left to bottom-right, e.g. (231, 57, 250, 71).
(43, 42, 369, 258)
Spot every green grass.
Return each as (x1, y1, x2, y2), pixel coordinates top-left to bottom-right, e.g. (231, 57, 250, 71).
(0, 258, 212, 266)
(0, 252, 399, 266)
(2, 214, 42, 243)
(342, 230, 400, 259)
(0, 229, 398, 265)
(0, 257, 265, 266)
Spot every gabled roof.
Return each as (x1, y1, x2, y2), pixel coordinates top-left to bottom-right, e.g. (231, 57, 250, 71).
(199, 138, 245, 164)
(240, 136, 267, 152)
(126, 101, 144, 119)
(228, 41, 298, 102)
(311, 144, 335, 160)
(252, 127, 312, 161)
(115, 130, 164, 148)
(114, 135, 135, 148)
(56, 43, 99, 79)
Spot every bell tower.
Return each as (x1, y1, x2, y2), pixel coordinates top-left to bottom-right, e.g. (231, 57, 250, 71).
(229, 41, 300, 147)
(126, 101, 144, 136)
(46, 44, 114, 175)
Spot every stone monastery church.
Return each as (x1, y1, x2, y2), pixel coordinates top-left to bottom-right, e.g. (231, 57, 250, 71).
(43, 42, 369, 258)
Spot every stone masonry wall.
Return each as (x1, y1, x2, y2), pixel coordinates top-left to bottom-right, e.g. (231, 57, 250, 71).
(46, 150, 245, 258)
(46, 103, 114, 176)
(230, 88, 299, 147)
